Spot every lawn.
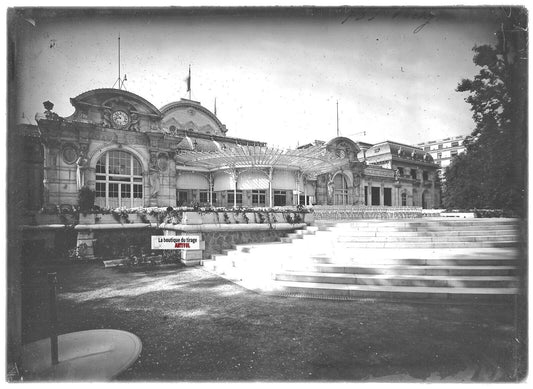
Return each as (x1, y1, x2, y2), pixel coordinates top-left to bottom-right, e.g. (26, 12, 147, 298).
(21, 261, 525, 382)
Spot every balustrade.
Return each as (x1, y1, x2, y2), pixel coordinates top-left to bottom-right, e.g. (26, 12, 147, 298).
(312, 205, 423, 220)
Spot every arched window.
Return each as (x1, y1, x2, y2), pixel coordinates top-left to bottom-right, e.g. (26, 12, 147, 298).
(401, 192, 407, 206)
(95, 150, 143, 208)
(333, 174, 348, 205)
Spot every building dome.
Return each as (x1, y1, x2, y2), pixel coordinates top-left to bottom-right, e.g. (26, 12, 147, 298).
(160, 99, 227, 136)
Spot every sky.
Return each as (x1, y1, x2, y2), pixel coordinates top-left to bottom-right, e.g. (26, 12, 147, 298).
(11, 7, 503, 148)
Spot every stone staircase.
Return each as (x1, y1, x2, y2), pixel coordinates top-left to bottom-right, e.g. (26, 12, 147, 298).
(202, 218, 523, 300)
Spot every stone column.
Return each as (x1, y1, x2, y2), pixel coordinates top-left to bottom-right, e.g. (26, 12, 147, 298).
(367, 181, 372, 206)
(168, 154, 177, 206)
(148, 151, 160, 207)
(209, 173, 213, 206)
(143, 171, 151, 207)
(85, 167, 96, 190)
(268, 167, 273, 208)
(303, 175, 307, 206)
(326, 173, 334, 205)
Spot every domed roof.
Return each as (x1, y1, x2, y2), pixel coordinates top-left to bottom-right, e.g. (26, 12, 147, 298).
(69, 88, 162, 117)
(160, 99, 227, 136)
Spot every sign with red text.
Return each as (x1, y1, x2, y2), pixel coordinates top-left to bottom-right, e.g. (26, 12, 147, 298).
(151, 235, 201, 250)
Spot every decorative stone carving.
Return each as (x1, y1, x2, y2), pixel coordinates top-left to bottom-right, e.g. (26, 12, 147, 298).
(128, 113, 141, 132)
(76, 148, 89, 190)
(157, 153, 169, 172)
(42, 178, 50, 206)
(102, 108, 113, 128)
(62, 144, 78, 165)
(327, 173, 334, 201)
(43, 101, 59, 120)
(149, 152, 160, 198)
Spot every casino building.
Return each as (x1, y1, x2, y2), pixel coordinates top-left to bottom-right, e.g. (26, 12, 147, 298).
(18, 88, 441, 212)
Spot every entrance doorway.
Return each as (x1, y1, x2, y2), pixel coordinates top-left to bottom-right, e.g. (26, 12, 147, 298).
(333, 174, 349, 205)
(422, 190, 431, 209)
(384, 188, 392, 206)
(371, 186, 380, 206)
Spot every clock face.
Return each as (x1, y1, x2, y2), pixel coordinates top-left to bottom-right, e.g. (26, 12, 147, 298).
(112, 110, 129, 127)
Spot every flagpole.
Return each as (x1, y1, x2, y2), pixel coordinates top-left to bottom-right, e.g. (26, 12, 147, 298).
(118, 34, 121, 90)
(336, 100, 339, 137)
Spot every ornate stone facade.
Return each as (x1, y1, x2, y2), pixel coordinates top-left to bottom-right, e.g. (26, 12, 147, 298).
(19, 88, 441, 211)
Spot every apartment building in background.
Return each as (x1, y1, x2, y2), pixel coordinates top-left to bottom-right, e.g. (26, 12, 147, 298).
(416, 135, 467, 179)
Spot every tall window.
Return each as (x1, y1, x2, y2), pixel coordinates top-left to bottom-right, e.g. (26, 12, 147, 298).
(401, 192, 407, 206)
(177, 190, 188, 206)
(199, 190, 209, 204)
(227, 190, 243, 207)
(252, 190, 266, 206)
(95, 150, 143, 208)
(371, 186, 380, 206)
(384, 188, 392, 206)
(274, 190, 287, 206)
(333, 174, 348, 205)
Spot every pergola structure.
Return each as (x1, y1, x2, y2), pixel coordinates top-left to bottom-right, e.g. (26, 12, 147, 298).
(174, 144, 349, 207)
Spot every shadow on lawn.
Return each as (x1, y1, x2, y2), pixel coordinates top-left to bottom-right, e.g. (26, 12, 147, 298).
(58, 266, 248, 305)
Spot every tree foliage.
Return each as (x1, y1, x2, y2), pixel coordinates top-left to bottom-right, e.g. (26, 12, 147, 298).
(443, 8, 527, 212)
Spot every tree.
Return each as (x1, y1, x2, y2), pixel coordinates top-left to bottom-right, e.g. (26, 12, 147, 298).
(443, 8, 527, 213)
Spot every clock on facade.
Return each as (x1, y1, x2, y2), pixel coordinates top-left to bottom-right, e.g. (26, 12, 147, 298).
(112, 110, 130, 127)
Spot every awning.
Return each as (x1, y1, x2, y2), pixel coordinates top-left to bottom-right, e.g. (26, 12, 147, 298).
(174, 144, 347, 176)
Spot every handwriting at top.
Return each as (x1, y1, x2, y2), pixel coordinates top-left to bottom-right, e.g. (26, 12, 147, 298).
(341, 9, 436, 34)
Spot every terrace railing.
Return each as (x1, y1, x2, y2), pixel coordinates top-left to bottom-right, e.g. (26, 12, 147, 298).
(312, 205, 424, 220)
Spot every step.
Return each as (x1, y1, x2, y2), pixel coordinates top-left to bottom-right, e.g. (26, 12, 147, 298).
(215, 246, 520, 264)
(335, 235, 518, 243)
(296, 229, 316, 236)
(233, 241, 290, 252)
(287, 246, 519, 258)
(290, 239, 519, 251)
(326, 226, 518, 234)
(272, 281, 520, 300)
(301, 256, 518, 266)
(274, 272, 520, 288)
(286, 233, 304, 240)
(315, 218, 519, 227)
(331, 230, 517, 238)
(338, 241, 518, 249)
(285, 264, 518, 276)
